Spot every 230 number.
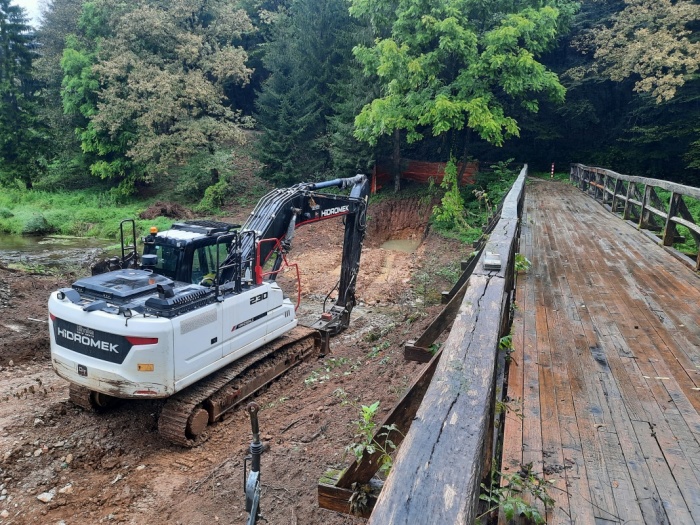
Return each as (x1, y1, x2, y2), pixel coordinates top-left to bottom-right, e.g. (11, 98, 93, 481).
(250, 292, 268, 305)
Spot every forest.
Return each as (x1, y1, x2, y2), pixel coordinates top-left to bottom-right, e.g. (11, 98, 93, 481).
(0, 0, 698, 212)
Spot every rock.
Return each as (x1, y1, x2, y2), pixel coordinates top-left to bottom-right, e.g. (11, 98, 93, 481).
(0, 509, 9, 518)
(65, 453, 73, 464)
(36, 490, 55, 503)
(135, 465, 146, 471)
(8, 360, 13, 367)
(53, 441, 65, 448)
(34, 449, 43, 457)
(101, 456, 119, 469)
(58, 484, 73, 495)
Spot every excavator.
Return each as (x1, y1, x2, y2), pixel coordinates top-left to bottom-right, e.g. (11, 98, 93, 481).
(48, 175, 369, 446)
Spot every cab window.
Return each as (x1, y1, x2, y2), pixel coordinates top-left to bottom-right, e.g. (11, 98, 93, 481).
(191, 243, 230, 284)
(144, 244, 178, 279)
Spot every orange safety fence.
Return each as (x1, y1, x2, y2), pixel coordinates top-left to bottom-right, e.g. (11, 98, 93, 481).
(372, 159, 478, 193)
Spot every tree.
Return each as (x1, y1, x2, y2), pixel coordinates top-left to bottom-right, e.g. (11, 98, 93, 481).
(591, 0, 700, 103)
(254, 0, 365, 184)
(33, 0, 89, 188)
(350, 0, 577, 189)
(0, 0, 42, 187)
(62, 0, 254, 194)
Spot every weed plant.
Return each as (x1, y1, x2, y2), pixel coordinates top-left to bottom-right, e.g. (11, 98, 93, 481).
(431, 159, 520, 244)
(334, 388, 402, 477)
(478, 465, 555, 524)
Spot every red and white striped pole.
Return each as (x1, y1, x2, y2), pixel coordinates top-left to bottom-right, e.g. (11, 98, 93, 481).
(550, 162, 555, 179)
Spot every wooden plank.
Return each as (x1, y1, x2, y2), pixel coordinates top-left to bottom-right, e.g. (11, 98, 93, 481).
(671, 215, 700, 237)
(404, 271, 471, 362)
(368, 273, 508, 524)
(403, 344, 432, 363)
(543, 178, 700, 523)
(632, 420, 695, 523)
(318, 470, 382, 518)
(546, 267, 619, 522)
(368, 166, 526, 524)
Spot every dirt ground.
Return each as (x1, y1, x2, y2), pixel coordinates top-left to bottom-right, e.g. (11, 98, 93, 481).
(0, 197, 472, 525)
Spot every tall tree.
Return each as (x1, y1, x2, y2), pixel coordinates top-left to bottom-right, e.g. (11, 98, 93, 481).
(33, 0, 88, 188)
(0, 0, 41, 187)
(591, 0, 700, 103)
(254, 0, 363, 184)
(62, 0, 254, 194)
(350, 0, 577, 189)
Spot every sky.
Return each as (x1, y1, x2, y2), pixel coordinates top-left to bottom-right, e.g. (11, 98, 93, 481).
(13, 0, 42, 27)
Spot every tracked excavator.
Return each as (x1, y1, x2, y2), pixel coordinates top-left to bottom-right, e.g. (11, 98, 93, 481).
(48, 175, 369, 446)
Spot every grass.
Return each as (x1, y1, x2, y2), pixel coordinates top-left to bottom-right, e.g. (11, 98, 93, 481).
(0, 188, 174, 239)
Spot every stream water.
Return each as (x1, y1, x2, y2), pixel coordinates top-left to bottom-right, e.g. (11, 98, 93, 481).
(380, 239, 422, 253)
(0, 234, 114, 270)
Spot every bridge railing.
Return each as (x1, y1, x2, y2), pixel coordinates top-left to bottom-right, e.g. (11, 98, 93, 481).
(366, 166, 527, 524)
(571, 164, 700, 270)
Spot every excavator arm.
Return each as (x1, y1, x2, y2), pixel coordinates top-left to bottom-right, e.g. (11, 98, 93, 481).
(222, 174, 369, 350)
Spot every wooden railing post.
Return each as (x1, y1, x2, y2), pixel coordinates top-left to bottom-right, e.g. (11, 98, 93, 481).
(662, 192, 680, 246)
(611, 178, 623, 214)
(574, 163, 700, 271)
(602, 173, 610, 205)
(623, 181, 634, 220)
(639, 184, 651, 229)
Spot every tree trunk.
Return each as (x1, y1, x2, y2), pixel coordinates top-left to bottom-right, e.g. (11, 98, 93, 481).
(392, 128, 401, 193)
(456, 129, 471, 187)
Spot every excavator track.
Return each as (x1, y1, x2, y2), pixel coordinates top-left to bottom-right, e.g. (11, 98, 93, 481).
(158, 326, 321, 447)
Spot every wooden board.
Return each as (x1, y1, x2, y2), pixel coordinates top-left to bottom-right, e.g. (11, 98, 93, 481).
(500, 178, 700, 524)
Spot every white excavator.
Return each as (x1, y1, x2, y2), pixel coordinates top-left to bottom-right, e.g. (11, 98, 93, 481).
(48, 175, 369, 446)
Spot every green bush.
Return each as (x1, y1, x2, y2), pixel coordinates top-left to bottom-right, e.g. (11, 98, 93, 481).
(22, 214, 53, 234)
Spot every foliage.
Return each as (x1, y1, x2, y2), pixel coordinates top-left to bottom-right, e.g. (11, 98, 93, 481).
(254, 0, 366, 184)
(432, 158, 471, 232)
(350, 0, 576, 150)
(478, 465, 555, 524)
(0, 1, 44, 188)
(33, 0, 86, 183)
(61, 0, 254, 194)
(304, 356, 357, 386)
(0, 187, 172, 239)
(498, 333, 514, 352)
(588, 0, 700, 103)
(334, 389, 401, 476)
(515, 254, 532, 273)
(367, 341, 390, 359)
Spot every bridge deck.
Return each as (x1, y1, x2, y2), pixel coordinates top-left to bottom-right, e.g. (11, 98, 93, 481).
(502, 179, 700, 524)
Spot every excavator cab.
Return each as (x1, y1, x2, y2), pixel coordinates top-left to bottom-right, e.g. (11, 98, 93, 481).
(140, 220, 238, 284)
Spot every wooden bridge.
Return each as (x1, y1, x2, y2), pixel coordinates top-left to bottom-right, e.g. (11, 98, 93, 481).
(503, 174, 700, 524)
(319, 166, 700, 524)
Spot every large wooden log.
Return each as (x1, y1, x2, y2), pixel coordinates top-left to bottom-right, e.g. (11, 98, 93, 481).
(367, 167, 525, 525)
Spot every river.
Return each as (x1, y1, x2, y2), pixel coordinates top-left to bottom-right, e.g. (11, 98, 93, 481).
(0, 234, 115, 270)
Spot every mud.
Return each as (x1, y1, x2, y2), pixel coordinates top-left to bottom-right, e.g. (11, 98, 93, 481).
(0, 197, 471, 525)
